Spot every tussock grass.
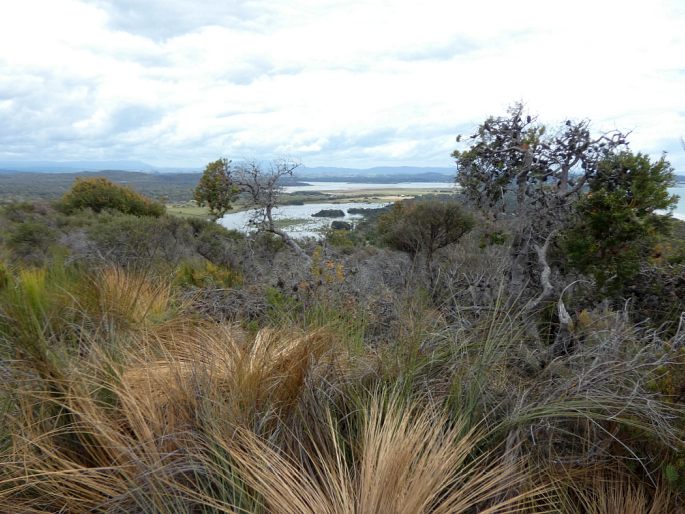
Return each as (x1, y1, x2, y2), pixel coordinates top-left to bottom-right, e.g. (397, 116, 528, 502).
(216, 393, 549, 514)
(0, 264, 683, 511)
(94, 266, 171, 326)
(553, 468, 674, 514)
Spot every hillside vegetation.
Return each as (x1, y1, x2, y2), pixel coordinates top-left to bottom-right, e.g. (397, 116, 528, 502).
(1, 113, 685, 512)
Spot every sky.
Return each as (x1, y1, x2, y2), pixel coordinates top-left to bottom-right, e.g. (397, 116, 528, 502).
(0, 0, 684, 170)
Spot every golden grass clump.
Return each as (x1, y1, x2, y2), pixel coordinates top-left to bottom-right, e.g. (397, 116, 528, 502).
(214, 394, 548, 514)
(94, 266, 171, 326)
(0, 321, 357, 512)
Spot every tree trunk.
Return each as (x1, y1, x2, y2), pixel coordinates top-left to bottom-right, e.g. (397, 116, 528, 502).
(265, 205, 311, 264)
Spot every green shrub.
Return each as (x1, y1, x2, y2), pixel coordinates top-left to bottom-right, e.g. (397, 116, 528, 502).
(1, 201, 50, 223)
(86, 213, 194, 268)
(58, 177, 165, 217)
(6, 220, 58, 265)
(175, 260, 242, 288)
(563, 152, 676, 293)
(378, 199, 474, 257)
(0, 262, 9, 289)
(324, 228, 357, 251)
(189, 218, 244, 266)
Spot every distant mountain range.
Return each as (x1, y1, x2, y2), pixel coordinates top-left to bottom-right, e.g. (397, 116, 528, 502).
(295, 166, 454, 179)
(0, 161, 455, 182)
(0, 160, 681, 184)
(0, 160, 165, 173)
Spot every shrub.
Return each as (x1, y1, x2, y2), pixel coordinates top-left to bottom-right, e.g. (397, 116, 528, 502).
(563, 152, 677, 293)
(324, 228, 357, 251)
(6, 219, 58, 265)
(175, 260, 243, 289)
(378, 199, 474, 284)
(58, 177, 165, 217)
(0, 262, 8, 289)
(85, 213, 194, 268)
(378, 199, 474, 257)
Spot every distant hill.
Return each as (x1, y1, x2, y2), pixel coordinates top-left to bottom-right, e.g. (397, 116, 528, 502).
(0, 160, 162, 173)
(0, 170, 201, 202)
(0, 161, 453, 178)
(296, 166, 454, 180)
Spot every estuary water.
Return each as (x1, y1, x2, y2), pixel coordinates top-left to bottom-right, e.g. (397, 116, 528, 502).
(218, 181, 456, 238)
(217, 183, 685, 238)
(218, 201, 390, 238)
(670, 186, 685, 220)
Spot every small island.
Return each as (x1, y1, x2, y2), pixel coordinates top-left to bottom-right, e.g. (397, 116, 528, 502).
(311, 208, 345, 218)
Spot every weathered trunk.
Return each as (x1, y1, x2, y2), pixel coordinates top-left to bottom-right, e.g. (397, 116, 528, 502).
(508, 229, 531, 298)
(559, 164, 569, 194)
(265, 205, 311, 264)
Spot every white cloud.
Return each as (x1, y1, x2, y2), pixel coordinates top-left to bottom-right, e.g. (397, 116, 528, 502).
(0, 0, 683, 169)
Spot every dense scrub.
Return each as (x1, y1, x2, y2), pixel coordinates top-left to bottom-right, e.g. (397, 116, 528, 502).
(0, 183, 684, 512)
(58, 177, 166, 217)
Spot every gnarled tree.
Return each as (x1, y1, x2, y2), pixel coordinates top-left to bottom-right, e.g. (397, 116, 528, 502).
(453, 103, 629, 310)
(233, 159, 310, 262)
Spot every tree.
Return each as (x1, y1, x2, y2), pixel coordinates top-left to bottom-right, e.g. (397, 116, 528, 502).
(194, 158, 238, 219)
(59, 177, 165, 217)
(379, 199, 474, 260)
(378, 199, 474, 282)
(232, 159, 308, 261)
(563, 151, 677, 292)
(453, 103, 629, 309)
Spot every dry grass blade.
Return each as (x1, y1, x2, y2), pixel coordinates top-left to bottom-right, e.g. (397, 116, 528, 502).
(222, 393, 547, 514)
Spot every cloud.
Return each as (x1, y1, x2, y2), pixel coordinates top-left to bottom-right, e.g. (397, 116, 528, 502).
(0, 0, 683, 169)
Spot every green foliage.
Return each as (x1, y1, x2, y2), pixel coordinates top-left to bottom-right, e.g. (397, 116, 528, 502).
(6, 219, 58, 265)
(194, 158, 238, 219)
(324, 228, 358, 251)
(478, 230, 507, 249)
(175, 260, 243, 288)
(2, 201, 48, 223)
(86, 213, 194, 268)
(0, 262, 8, 289)
(563, 152, 677, 291)
(58, 177, 165, 216)
(378, 199, 474, 260)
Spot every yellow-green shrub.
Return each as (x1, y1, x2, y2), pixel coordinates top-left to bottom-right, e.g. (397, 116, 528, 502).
(58, 177, 165, 217)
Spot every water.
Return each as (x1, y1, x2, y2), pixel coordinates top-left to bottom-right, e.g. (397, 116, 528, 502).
(218, 184, 685, 238)
(218, 201, 390, 238)
(219, 181, 457, 238)
(670, 186, 685, 220)
(282, 181, 457, 193)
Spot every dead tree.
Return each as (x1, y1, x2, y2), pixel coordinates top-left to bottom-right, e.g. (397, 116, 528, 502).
(233, 159, 311, 263)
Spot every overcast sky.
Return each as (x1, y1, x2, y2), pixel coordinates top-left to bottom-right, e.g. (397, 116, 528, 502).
(1, 0, 684, 170)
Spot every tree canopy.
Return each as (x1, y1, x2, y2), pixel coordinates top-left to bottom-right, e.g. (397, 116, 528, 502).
(378, 199, 474, 275)
(563, 151, 677, 291)
(194, 158, 238, 219)
(453, 103, 678, 312)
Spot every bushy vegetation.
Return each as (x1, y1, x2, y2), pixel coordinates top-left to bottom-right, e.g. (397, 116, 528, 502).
(58, 176, 166, 216)
(563, 151, 677, 292)
(0, 117, 684, 511)
(378, 199, 475, 275)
